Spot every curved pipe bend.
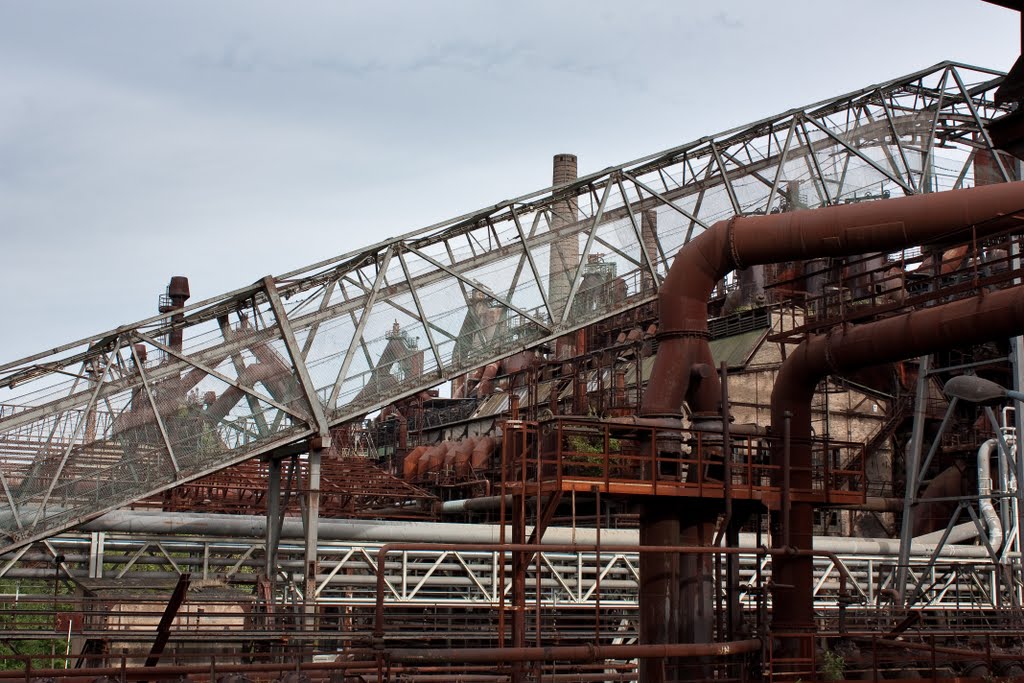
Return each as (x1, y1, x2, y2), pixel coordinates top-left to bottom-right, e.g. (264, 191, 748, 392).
(642, 181, 1024, 419)
(769, 284, 1024, 632)
(978, 438, 1004, 554)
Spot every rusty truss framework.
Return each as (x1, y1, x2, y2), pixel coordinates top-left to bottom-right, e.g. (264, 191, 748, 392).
(0, 61, 1015, 556)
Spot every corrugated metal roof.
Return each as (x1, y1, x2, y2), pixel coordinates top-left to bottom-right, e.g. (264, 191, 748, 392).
(708, 327, 769, 369)
(471, 391, 510, 418)
(631, 327, 769, 386)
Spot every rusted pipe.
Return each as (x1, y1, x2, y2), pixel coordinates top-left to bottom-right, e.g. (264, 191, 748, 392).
(769, 283, 1024, 644)
(204, 363, 291, 422)
(386, 639, 761, 664)
(643, 181, 1024, 419)
(476, 362, 500, 397)
(602, 414, 765, 436)
(0, 657, 378, 681)
(637, 181, 1024, 663)
(867, 637, 1019, 661)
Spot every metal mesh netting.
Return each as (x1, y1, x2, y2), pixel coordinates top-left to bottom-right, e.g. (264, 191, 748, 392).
(0, 62, 1015, 552)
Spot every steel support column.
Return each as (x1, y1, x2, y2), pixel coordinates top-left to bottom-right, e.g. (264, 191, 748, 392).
(265, 457, 282, 581)
(897, 356, 931, 603)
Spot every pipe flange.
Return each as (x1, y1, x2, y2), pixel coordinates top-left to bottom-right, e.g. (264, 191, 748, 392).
(657, 329, 710, 340)
(823, 329, 841, 375)
(727, 216, 745, 270)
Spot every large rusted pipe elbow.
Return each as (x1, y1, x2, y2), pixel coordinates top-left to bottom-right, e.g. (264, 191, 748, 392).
(642, 182, 1024, 419)
(769, 284, 1024, 635)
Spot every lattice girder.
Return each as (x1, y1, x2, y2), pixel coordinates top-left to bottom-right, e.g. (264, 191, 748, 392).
(0, 62, 1014, 554)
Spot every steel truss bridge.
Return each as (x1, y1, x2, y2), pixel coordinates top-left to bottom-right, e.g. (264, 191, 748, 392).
(0, 521, 1014, 645)
(0, 61, 1016, 557)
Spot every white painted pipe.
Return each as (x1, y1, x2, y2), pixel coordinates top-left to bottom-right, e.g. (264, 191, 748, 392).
(74, 510, 1000, 559)
(979, 438, 1004, 553)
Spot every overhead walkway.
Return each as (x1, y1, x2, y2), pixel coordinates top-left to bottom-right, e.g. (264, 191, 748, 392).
(0, 62, 1013, 555)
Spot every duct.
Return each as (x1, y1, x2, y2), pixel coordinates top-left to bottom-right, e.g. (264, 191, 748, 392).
(978, 438, 1004, 554)
(470, 435, 497, 472)
(770, 284, 1024, 643)
(475, 363, 500, 397)
(913, 464, 970, 537)
(402, 445, 428, 480)
(452, 436, 477, 477)
(204, 363, 292, 423)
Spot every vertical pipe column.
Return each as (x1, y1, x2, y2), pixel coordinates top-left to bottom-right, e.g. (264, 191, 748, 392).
(511, 491, 527, 683)
(896, 356, 931, 602)
(1012, 219, 1024, 606)
(639, 499, 680, 683)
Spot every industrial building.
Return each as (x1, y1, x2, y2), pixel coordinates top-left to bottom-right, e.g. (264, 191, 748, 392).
(4, 11, 1024, 683)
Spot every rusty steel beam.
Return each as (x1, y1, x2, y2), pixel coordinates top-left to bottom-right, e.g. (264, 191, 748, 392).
(385, 638, 761, 664)
(143, 572, 191, 669)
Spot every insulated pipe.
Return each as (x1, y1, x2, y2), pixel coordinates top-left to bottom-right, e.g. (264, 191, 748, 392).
(68, 510, 1000, 557)
(769, 284, 1024, 643)
(978, 438, 1004, 554)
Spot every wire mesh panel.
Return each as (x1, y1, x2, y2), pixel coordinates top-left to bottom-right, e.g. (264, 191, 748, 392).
(0, 62, 1015, 554)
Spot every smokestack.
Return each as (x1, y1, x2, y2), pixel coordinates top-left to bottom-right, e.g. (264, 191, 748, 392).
(548, 154, 579, 318)
(160, 276, 190, 354)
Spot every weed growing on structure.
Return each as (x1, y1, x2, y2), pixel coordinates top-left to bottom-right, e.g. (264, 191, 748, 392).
(821, 649, 846, 681)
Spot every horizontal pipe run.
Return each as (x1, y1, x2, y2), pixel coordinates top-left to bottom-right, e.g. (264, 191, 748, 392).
(867, 637, 1022, 661)
(68, 511, 1001, 558)
(387, 639, 762, 664)
(0, 657, 379, 681)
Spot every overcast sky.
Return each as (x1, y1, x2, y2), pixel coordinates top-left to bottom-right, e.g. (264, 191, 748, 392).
(0, 1, 1019, 363)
